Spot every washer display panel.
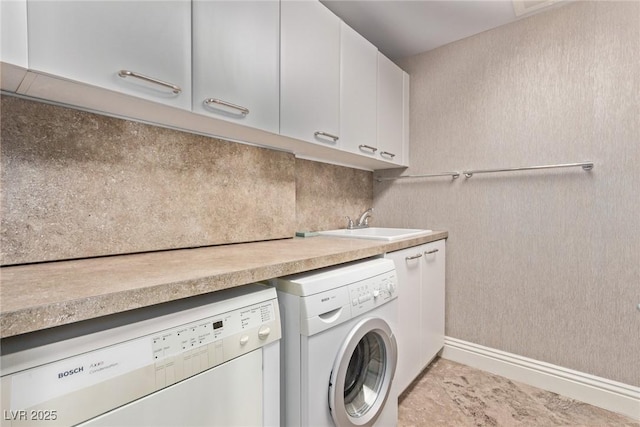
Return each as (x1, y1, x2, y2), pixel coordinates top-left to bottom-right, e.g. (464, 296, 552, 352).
(329, 318, 397, 427)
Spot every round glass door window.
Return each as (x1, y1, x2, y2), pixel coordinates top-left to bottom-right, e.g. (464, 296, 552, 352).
(344, 332, 385, 417)
(329, 318, 397, 427)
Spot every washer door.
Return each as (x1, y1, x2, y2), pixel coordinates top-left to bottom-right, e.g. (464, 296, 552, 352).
(328, 317, 397, 427)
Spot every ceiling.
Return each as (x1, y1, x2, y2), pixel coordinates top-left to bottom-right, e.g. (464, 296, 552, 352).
(320, 0, 565, 60)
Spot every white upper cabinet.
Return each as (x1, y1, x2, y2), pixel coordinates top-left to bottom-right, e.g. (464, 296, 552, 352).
(15, 0, 409, 170)
(340, 22, 378, 158)
(192, 1, 279, 134)
(26, 0, 191, 110)
(377, 53, 406, 165)
(280, 0, 341, 147)
(1, 0, 28, 68)
(403, 71, 411, 165)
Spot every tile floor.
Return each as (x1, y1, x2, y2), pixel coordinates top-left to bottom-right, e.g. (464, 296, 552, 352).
(397, 357, 639, 426)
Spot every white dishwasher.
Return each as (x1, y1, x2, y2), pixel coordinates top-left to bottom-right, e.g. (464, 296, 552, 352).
(0, 283, 281, 427)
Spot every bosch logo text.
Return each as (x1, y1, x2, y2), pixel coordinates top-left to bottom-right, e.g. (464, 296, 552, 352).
(58, 366, 83, 378)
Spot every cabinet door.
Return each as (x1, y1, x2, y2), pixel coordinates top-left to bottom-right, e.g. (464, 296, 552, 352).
(339, 22, 377, 157)
(386, 246, 423, 394)
(192, 1, 279, 133)
(1, 0, 28, 68)
(402, 71, 411, 166)
(27, 0, 191, 110)
(377, 53, 404, 164)
(421, 239, 446, 367)
(1, 0, 28, 91)
(280, 0, 340, 146)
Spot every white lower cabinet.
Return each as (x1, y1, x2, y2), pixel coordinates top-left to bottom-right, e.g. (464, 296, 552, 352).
(386, 239, 445, 393)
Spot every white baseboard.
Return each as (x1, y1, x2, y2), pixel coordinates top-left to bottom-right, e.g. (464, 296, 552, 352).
(441, 337, 640, 421)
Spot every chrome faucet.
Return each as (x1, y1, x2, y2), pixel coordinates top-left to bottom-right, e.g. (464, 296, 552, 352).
(357, 207, 373, 227)
(346, 208, 374, 229)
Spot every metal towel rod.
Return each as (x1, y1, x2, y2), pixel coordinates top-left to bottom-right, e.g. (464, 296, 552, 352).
(462, 162, 594, 178)
(374, 162, 594, 182)
(375, 172, 460, 182)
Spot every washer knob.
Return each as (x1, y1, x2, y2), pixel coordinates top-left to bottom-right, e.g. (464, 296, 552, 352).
(258, 326, 271, 340)
(240, 335, 250, 346)
(373, 290, 380, 299)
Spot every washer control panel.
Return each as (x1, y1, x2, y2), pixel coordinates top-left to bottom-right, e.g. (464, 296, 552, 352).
(348, 270, 397, 316)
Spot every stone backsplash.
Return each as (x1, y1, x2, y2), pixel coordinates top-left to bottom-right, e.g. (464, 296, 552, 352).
(1, 95, 373, 265)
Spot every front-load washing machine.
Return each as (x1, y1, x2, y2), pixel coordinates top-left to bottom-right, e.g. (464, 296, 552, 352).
(274, 258, 398, 427)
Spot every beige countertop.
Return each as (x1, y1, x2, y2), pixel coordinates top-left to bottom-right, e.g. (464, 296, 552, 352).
(0, 232, 447, 338)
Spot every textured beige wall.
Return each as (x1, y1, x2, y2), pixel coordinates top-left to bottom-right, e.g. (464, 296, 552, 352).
(374, 1, 639, 386)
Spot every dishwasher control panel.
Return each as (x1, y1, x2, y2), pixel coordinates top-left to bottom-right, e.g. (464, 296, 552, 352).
(151, 298, 278, 388)
(152, 298, 275, 360)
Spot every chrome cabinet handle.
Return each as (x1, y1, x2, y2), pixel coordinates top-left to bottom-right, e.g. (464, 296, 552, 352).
(314, 131, 339, 143)
(118, 70, 182, 94)
(380, 151, 396, 158)
(204, 98, 249, 116)
(359, 144, 378, 153)
(405, 253, 423, 260)
(424, 249, 439, 255)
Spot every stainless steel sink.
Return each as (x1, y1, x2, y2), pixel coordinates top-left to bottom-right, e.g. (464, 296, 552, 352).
(317, 227, 432, 241)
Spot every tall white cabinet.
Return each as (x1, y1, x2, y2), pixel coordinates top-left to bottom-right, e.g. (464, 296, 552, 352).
(280, 0, 341, 146)
(386, 239, 446, 393)
(192, 0, 280, 133)
(26, 0, 192, 110)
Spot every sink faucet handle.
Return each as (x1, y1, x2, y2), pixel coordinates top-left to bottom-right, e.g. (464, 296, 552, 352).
(345, 216, 355, 229)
